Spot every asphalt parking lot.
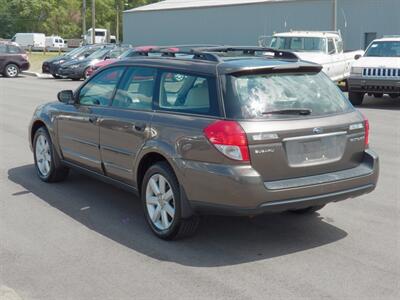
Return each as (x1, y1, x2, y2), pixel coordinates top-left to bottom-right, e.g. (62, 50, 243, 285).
(0, 75, 399, 300)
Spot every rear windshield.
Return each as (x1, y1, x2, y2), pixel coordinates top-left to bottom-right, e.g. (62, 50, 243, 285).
(224, 72, 353, 119)
(270, 37, 326, 52)
(365, 41, 400, 57)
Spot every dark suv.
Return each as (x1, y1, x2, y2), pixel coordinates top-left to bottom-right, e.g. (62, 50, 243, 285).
(0, 42, 30, 77)
(29, 47, 379, 240)
(42, 44, 105, 79)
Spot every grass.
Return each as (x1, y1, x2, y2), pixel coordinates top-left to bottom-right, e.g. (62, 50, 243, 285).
(27, 52, 61, 73)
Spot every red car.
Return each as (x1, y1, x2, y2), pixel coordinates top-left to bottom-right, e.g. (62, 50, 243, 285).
(86, 46, 159, 77)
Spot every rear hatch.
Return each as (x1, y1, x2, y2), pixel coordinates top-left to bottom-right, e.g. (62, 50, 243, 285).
(224, 70, 367, 182)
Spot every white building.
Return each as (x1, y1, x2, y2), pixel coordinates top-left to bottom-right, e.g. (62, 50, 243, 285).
(123, 0, 400, 50)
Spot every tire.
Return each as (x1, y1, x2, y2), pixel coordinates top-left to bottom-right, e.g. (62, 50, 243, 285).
(52, 74, 62, 79)
(83, 67, 90, 80)
(4, 63, 20, 78)
(373, 93, 383, 98)
(290, 205, 325, 214)
(141, 162, 199, 240)
(33, 127, 69, 182)
(71, 77, 81, 81)
(348, 92, 364, 106)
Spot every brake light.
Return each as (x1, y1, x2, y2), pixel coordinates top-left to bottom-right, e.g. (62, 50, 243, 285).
(362, 113, 369, 147)
(204, 120, 250, 161)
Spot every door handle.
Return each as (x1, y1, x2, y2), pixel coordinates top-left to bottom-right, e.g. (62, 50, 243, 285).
(133, 122, 146, 132)
(89, 116, 98, 124)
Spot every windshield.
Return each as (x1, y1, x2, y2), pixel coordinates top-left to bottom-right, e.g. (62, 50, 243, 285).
(270, 37, 326, 52)
(365, 41, 400, 57)
(224, 72, 352, 119)
(87, 48, 111, 59)
(66, 47, 87, 57)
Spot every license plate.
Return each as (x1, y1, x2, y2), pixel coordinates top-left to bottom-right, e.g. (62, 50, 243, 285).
(302, 140, 324, 161)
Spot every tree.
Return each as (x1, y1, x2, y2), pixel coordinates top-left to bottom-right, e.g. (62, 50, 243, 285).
(0, 0, 162, 40)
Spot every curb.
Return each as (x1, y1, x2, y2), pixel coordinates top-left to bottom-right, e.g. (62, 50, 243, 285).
(22, 71, 53, 79)
(22, 71, 40, 77)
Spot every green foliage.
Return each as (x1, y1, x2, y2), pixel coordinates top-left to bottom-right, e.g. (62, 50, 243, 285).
(0, 0, 161, 40)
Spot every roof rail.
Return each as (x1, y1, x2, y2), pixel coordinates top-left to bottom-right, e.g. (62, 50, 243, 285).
(383, 35, 400, 38)
(132, 46, 298, 62)
(193, 46, 299, 60)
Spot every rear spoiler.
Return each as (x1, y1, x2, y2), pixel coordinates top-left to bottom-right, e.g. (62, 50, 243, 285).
(226, 63, 323, 76)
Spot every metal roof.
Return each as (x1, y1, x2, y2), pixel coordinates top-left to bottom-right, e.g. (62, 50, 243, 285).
(124, 0, 300, 13)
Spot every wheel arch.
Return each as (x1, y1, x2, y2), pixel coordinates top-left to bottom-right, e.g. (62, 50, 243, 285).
(135, 147, 194, 218)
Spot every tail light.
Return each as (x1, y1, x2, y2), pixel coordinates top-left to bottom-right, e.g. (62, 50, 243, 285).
(204, 120, 250, 161)
(362, 113, 369, 147)
(22, 54, 29, 61)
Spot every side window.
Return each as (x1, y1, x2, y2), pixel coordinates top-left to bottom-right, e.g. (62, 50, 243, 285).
(112, 67, 156, 110)
(158, 71, 219, 116)
(0, 44, 7, 53)
(336, 39, 343, 53)
(328, 38, 336, 54)
(79, 67, 125, 106)
(7, 45, 22, 54)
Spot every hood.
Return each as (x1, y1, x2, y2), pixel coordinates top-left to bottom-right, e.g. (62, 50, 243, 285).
(44, 55, 67, 64)
(62, 58, 101, 68)
(352, 56, 400, 68)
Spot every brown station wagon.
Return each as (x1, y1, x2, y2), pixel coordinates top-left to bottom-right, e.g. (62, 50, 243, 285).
(29, 47, 379, 240)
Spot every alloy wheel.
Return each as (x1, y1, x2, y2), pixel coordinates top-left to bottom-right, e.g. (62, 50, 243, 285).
(6, 65, 18, 77)
(35, 134, 52, 176)
(145, 174, 175, 230)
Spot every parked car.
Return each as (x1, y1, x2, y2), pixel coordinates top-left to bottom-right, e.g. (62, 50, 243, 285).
(29, 46, 379, 240)
(12, 33, 46, 49)
(57, 45, 128, 80)
(42, 44, 104, 78)
(263, 31, 364, 83)
(0, 41, 30, 77)
(86, 45, 217, 78)
(348, 36, 400, 105)
(86, 46, 164, 77)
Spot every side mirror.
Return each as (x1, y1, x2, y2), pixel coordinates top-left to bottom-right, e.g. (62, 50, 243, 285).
(104, 55, 110, 60)
(354, 54, 362, 60)
(58, 90, 75, 104)
(84, 52, 91, 58)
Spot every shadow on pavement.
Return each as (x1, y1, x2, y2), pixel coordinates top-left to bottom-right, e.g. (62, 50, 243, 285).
(361, 95, 400, 110)
(8, 164, 347, 267)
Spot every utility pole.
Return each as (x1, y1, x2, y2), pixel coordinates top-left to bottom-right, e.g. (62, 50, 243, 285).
(116, 0, 120, 43)
(82, 0, 86, 41)
(333, 0, 337, 31)
(92, 0, 96, 44)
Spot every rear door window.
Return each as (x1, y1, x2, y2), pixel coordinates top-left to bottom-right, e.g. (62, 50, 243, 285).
(0, 44, 7, 53)
(156, 71, 219, 116)
(7, 45, 22, 54)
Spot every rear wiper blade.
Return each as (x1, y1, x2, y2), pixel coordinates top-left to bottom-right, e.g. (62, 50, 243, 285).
(262, 108, 312, 115)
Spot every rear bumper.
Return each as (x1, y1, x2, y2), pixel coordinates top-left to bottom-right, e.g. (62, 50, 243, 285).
(348, 76, 400, 94)
(182, 149, 379, 215)
(20, 61, 30, 71)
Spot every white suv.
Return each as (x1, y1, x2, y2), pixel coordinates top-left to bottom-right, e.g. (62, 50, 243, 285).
(348, 36, 400, 105)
